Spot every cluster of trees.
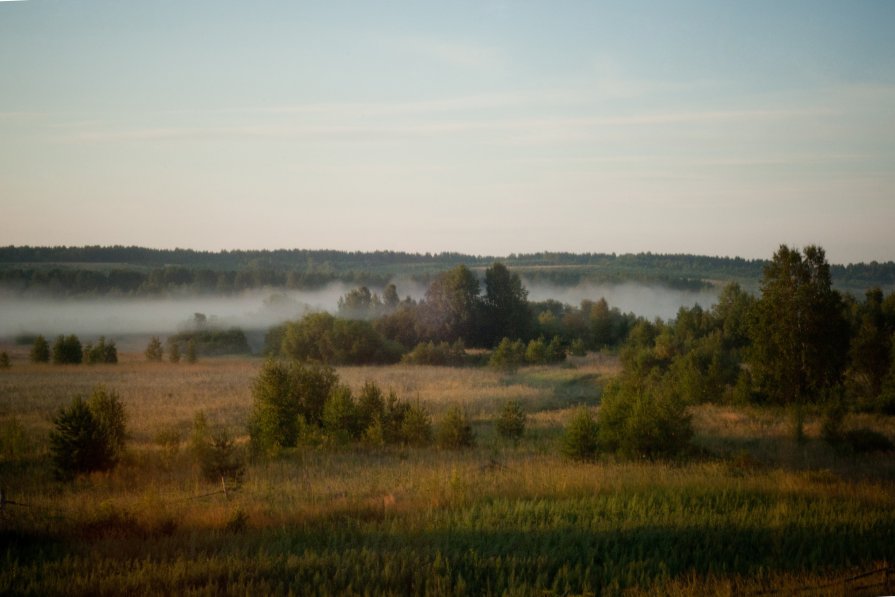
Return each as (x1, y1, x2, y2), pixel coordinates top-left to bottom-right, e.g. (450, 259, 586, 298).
(567, 244, 895, 459)
(4, 245, 891, 297)
(249, 361, 434, 453)
(249, 359, 531, 454)
(267, 262, 639, 365)
(145, 336, 199, 363)
(268, 313, 404, 366)
(488, 337, 566, 373)
(27, 334, 118, 365)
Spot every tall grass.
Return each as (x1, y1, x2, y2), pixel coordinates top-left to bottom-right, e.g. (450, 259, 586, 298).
(1, 355, 894, 595)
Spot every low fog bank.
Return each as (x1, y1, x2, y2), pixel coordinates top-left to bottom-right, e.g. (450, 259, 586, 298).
(0, 281, 720, 340)
(526, 282, 722, 321)
(0, 284, 359, 339)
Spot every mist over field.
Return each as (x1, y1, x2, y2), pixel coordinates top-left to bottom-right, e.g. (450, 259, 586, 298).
(525, 282, 721, 320)
(0, 281, 722, 340)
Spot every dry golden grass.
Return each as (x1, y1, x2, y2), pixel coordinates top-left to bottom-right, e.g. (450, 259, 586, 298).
(2, 354, 895, 596)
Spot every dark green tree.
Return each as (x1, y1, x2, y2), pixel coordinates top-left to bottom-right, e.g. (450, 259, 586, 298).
(422, 265, 482, 345)
(561, 408, 599, 460)
(49, 388, 127, 480)
(749, 245, 850, 408)
(483, 262, 530, 345)
(848, 288, 891, 400)
(30, 335, 50, 363)
(249, 359, 339, 454)
(52, 334, 83, 364)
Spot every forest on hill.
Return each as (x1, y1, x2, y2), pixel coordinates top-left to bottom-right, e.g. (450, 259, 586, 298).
(1, 245, 892, 297)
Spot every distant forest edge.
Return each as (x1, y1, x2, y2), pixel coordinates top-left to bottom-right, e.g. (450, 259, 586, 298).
(1, 245, 893, 297)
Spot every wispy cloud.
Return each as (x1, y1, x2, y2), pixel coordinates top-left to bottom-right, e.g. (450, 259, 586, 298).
(65, 107, 830, 143)
(392, 36, 504, 70)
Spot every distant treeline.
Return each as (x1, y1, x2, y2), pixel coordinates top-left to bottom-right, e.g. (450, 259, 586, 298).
(1, 245, 893, 296)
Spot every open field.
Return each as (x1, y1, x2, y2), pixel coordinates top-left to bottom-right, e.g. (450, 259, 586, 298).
(1, 354, 894, 595)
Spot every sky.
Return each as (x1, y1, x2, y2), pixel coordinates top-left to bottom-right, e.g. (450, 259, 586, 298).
(1, 0, 893, 264)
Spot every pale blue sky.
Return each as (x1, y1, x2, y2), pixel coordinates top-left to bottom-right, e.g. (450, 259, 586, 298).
(1, 0, 893, 263)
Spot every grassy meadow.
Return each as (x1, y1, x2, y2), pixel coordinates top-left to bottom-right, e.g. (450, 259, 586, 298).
(1, 350, 894, 595)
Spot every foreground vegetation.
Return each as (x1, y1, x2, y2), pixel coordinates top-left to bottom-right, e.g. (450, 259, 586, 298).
(1, 356, 893, 595)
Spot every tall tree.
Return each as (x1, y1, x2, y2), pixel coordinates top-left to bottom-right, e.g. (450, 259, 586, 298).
(749, 245, 849, 407)
(483, 262, 530, 345)
(421, 265, 482, 344)
(848, 288, 892, 399)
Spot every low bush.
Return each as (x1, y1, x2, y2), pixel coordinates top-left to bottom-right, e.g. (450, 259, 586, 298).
(436, 406, 475, 449)
(49, 386, 127, 480)
(489, 338, 526, 373)
(191, 412, 245, 482)
(561, 408, 599, 460)
(401, 340, 467, 366)
(597, 371, 693, 459)
(496, 400, 526, 442)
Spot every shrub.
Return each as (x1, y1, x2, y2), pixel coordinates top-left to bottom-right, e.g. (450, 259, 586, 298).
(86, 386, 127, 460)
(489, 338, 526, 373)
(356, 381, 385, 432)
(52, 334, 83, 364)
(561, 408, 599, 460)
(323, 385, 361, 442)
(279, 313, 403, 365)
(401, 340, 466, 366)
(496, 400, 526, 442)
(597, 372, 693, 459)
(249, 359, 338, 454)
(525, 338, 548, 364)
(167, 340, 181, 363)
(84, 337, 118, 364)
(437, 406, 475, 449)
(569, 338, 587, 357)
(170, 328, 251, 357)
(0, 352, 9, 369)
(49, 388, 127, 480)
(186, 339, 198, 363)
(400, 402, 432, 446)
(191, 412, 245, 482)
(145, 336, 164, 362)
(30, 335, 50, 363)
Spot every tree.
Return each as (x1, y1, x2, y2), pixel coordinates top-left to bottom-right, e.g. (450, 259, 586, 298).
(168, 339, 181, 363)
(84, 336, 117, 364)
(848, 288, 891, 400)
(483, 263, 530, 345)
(597, 372, 693, 459)
(52, 334, 83, 364)
(561, 408, 599, 460)
(421, 265, 482, 345)
(489, 337, 526, 373)
(145, 336, 164, 362)
(0, 352, 9, 369)
(249, 359, 339, 454)
(186, 339, 198, 363)
(436, 405, 476, 449)
(49, 387, 127, 480)
(30, 335, 50, 363)
(496, 400, 526, 442)
(86, 386, 127, 461)
(749, 245, 850, 408)
(382, 283, 400, 310)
